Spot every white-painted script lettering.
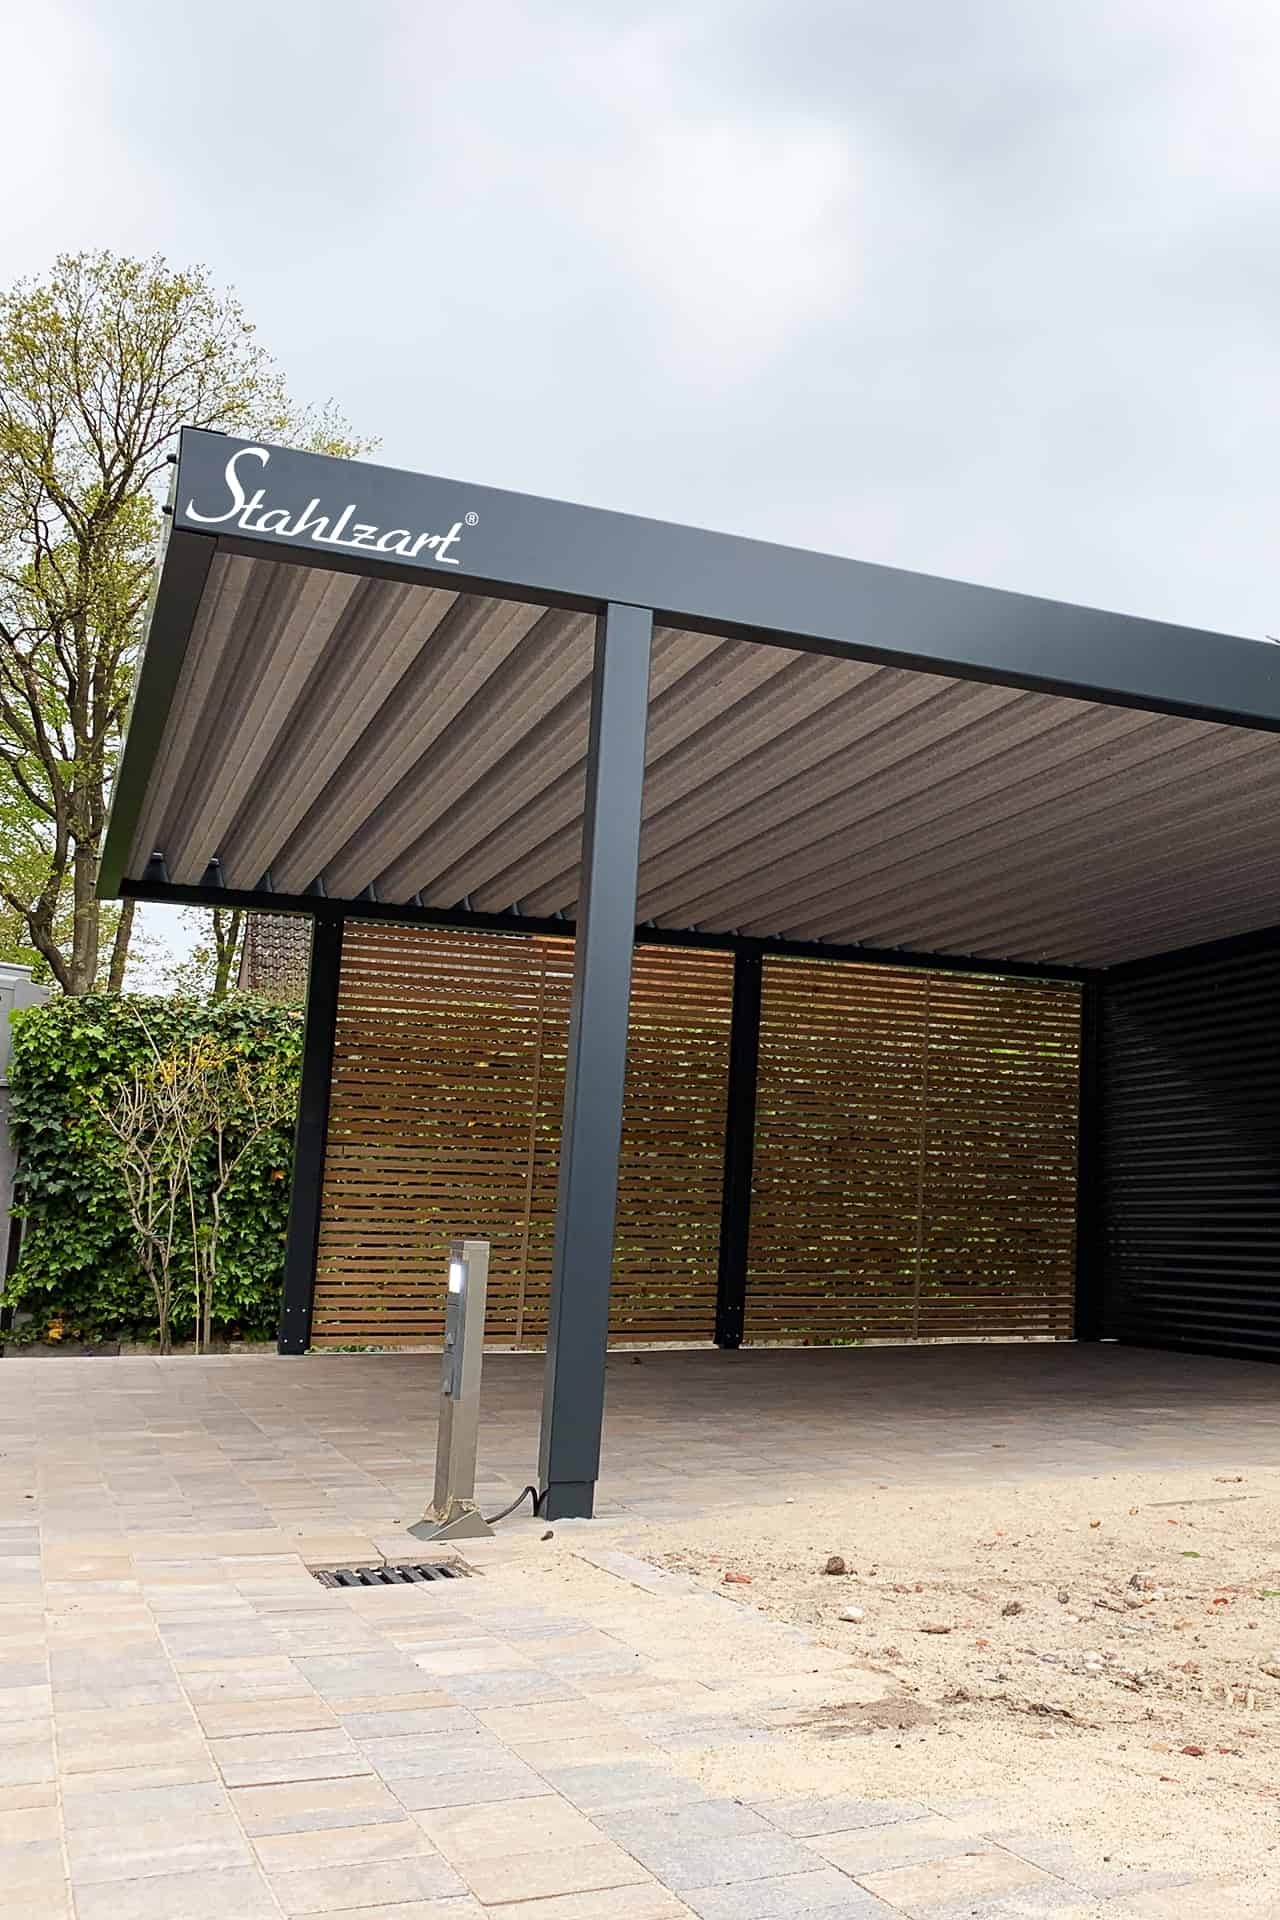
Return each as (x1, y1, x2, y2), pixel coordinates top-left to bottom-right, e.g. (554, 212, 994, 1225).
(184, 445, 470, 567)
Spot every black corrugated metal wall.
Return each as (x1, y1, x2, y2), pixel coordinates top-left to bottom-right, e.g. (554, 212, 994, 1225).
(1097, 946, 1280, 1360)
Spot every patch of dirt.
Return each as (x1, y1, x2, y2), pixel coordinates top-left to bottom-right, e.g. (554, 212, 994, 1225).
(785, 1695, 941, 1736)
(648, 1472, 1280, 1773)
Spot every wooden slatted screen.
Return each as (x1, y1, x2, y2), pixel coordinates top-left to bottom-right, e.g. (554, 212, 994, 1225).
(746, 959, 1081, 1342)
(312, 922, 733, 1346)
(313, 925, 1079, 1349)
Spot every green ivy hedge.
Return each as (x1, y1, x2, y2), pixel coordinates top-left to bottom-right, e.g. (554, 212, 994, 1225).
(6, 994, 302, 1344)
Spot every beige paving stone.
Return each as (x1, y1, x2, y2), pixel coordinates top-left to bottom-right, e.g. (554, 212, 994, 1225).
(233, 1775, 407, 1836)
(196, 1694, 338, 1737)
(476, 1700, 629, 1742)
(809, 1814, 979, 1876)
(42, 1552, 134, 1580)
(210, 1726, 371, 1787)
(0, 1684, 52, 1725)
(131, 1531, 293, 1559)
(0, 1835, 65, 1891)
(61, 1758, 219, 1794)
(0, 1803, 60, 1843)
(331, 1690, 454, 1715)
(289, 1533, 382, 1561)
(415, 1794, 604, 1861)
(860, 1846, 1051, 1908)
(181, 1655, 313, 1699)
(0, 1782, 57, 1812)
(57, 1705, 205, 1775)
(66, 1809, 252, 1884)
(0, 1732, 54, 1787)
(414, 1642, 534, 1675)
(254, 1819, 439, 1872)
(340, 1706, 475, 1739)
(0, 1881, 71, 1917)
(62, 1780, 232, 1831)
(483, 1888, 692, 1920)
(391, 1763, 550, 1812)
(458, 1840, 653, 1905)
(293, 1906, 482, 1920)
(511, 1729, 665, 1768)
(73, 1863, 279, 1919)
(267, 1854, 468, 1913)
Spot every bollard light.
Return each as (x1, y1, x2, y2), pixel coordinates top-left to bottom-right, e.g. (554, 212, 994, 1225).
(411, 1237, 495, 1543)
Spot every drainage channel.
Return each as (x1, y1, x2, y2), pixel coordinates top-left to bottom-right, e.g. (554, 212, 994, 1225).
(311, 1562, 472, 1589)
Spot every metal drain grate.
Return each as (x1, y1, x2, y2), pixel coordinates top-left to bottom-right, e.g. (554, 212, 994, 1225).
(311, 1561, 471, 1589)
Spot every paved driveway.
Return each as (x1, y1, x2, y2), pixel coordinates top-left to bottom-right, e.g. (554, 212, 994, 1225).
(1, 1344, 1275, 1917)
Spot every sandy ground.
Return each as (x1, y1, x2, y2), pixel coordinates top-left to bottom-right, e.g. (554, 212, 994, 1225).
(540, 1464, 1280, 1894)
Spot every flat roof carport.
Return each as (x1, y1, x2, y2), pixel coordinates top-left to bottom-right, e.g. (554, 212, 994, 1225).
(102, 429, 1280, 1515)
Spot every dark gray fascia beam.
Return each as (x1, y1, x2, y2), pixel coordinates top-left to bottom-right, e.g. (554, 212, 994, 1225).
(115, 874, 1096, 985)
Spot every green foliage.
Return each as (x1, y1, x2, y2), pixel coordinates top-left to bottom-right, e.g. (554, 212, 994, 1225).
(6, 992, 301, 1343)
(0, 250, 372, 993)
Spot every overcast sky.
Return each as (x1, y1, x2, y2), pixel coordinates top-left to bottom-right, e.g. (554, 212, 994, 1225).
(6, 0, 1277, 634)
(3, 1, 1278, 970)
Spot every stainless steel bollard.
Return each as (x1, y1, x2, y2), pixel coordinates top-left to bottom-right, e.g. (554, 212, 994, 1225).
(412, 1238, 494, 1543)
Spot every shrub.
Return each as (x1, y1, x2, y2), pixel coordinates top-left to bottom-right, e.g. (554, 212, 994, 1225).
(5, 993, 301, 1344)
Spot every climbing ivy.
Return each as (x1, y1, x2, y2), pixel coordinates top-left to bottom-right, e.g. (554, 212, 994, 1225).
(5, 994, 301, 1344)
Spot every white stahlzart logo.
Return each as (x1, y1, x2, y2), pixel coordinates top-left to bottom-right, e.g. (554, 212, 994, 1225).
(185, 445, 470, 565)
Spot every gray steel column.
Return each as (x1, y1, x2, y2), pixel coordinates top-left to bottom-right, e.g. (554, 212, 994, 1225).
(1073, 979, 1105, 1341)
(278, 914, 343, 1354)
(714, 951, 762, 1349)
(538, 602, 653, 1520)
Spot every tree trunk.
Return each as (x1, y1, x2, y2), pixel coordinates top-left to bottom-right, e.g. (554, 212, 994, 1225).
(107, 899, 136, 993)
(211, 909, 244, 1001)
(68, 843, 100, 994)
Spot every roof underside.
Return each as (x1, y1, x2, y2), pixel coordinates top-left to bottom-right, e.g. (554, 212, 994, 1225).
(123, 550, 1280, 970)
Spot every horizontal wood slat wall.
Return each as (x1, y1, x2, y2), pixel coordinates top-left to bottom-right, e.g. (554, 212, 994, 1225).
(313, 924, 1080, 1350)
(311, 922, 733, 1346)
(746, 959, 1081, 1343)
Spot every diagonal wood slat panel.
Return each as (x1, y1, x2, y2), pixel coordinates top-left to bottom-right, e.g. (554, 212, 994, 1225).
(312, 922, 733, 1346)
(747, 958, 1081, 1342)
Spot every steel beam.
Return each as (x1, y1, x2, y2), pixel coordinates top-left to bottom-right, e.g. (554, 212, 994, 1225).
(1073, 979, 1105, 1341)
(115, 877, 1093, 986)
(158, 429, 1280, 734)
(537, 604, 653, 1519)
(278, 914, 344, 1353)
(715, 952, 763, 1349)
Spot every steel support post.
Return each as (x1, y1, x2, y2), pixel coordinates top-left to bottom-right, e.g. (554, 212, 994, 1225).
(278, 914, 344, 1354)
(714, 951, 762, 1348)
(538, 603, 652, 1520)
(1073, 979, 1105, 1341)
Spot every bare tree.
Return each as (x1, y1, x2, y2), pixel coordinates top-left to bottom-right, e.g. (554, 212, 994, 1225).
(90, 1039, 197, 1353)
(182, 1040, 295, 1352)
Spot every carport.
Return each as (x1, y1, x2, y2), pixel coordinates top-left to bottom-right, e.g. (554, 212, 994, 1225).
(101, 430, 1280, 1517)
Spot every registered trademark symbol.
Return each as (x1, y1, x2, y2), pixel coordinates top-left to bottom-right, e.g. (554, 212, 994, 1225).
(465, 511, 479, 526)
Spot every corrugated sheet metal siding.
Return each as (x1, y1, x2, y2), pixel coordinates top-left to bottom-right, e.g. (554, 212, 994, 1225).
(1099, 950, 1280, 1359)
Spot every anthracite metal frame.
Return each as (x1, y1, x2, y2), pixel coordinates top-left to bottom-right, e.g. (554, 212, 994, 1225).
(101, 428, 1280, 901)
(118, 878, 1092, 987)
(537, 605, 653, 1519)
(714, 952, 763, 1350)
(99, 428, 1280, 1513)
(1072, 980, 1104, 1343)
(278, 916, 343, 1355)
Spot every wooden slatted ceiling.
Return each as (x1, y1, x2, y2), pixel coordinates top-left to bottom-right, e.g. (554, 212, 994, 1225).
(312, 922, 733, 1346)
(746, 959, 1081, 1342)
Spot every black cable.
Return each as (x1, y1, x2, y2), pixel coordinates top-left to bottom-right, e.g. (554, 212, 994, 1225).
(482, 1483, 544, 1525)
